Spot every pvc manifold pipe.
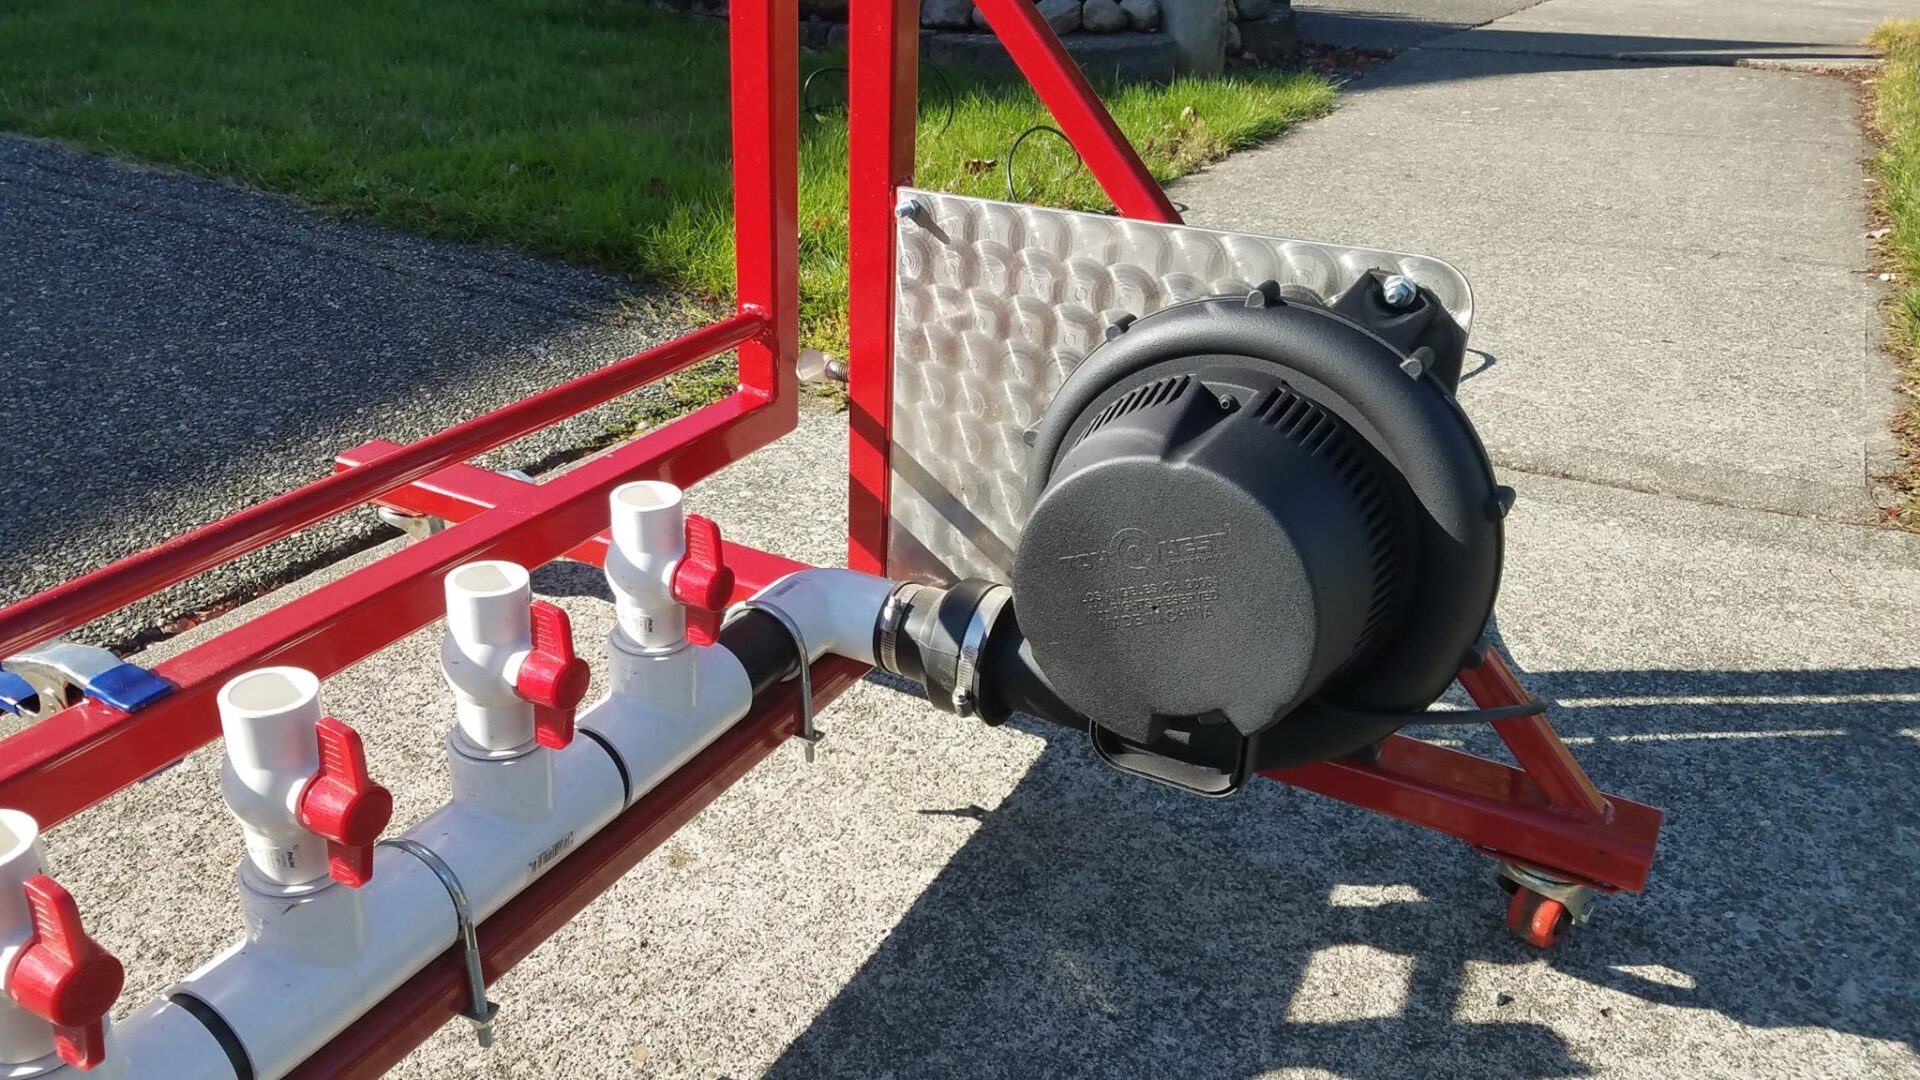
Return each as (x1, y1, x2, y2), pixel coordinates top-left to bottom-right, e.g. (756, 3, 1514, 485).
(162, 847, 457, 1078)
(113, 525, 901, 1078)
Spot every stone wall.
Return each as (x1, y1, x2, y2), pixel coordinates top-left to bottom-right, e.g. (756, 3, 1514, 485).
(682, 0, 1300, 79)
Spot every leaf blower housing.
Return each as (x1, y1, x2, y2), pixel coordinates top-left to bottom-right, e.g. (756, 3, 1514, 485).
(877, 274, 1508, 792)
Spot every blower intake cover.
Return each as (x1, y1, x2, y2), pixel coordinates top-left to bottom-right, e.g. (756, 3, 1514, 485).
(1014, 276, 1505, 770)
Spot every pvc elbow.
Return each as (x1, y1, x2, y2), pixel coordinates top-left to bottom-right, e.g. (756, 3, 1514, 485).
(217, 668, 329, 887)
(440, 560, 536, 752)
(745, 569, 895, 668)
(604, 481, 688, 650)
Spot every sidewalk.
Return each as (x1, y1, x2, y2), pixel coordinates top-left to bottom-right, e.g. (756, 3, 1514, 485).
(1182, 0, 1901, 520)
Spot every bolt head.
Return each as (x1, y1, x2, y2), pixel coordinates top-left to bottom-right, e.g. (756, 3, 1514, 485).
(1381, 274, 1419, 310)
(895, 198, 925, 221)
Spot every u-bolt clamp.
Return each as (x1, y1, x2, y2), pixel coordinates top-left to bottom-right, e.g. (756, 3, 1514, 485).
(1, 640, 175, 720)
(376, 839, 499, 1047)
(722, 599, 822, 762)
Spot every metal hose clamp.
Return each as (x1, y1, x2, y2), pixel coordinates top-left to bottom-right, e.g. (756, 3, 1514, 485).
(722, 598, 823, 762)
(377, 838, 500, 1046)
(951, 584, 1012, 718)
(875, 582, 924, 676)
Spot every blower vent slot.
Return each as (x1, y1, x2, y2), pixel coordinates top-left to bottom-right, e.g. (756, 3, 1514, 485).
(1253, 385, 1404, 655)
(1079, 375, 1191, 442)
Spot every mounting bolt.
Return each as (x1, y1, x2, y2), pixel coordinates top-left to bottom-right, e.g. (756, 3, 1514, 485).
(895, 198, 925, 222)
(1381, 274, 1419, 310)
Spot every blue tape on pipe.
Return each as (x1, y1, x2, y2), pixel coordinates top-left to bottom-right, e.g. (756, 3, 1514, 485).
(0, 670, 37, 714)
(84, 663, 176, 712)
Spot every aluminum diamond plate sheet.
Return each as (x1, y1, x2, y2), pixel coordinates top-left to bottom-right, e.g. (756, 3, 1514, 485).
(887, 189, 1473, 586)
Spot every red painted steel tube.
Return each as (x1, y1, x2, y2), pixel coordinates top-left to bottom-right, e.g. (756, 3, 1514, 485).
(845, 0, 921, 576)
(0, 314, 765, 661)
(286, 655, 868, 1080)
(1458, 651, 1612, 819)
(971, 0, 1181, 223)
(0, 390, 792, 827)
(1266, 735, 1662, 892)
(731, 0, 801, 415)
(336, 442, 802, 583)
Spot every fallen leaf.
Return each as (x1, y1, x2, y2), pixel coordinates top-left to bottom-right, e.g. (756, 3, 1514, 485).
(963, 158, 998, 174)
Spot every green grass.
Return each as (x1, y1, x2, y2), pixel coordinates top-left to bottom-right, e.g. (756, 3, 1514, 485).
(0, 0, 1333, 373)
(1867, 20, 1920, 524)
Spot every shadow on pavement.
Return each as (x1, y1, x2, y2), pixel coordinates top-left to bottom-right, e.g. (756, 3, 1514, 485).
(764, 658, 1920, 1077)
(0, 137, 691, 644)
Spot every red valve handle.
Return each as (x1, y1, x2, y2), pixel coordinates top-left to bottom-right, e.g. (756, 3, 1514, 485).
(516, 601, 589, 749)
(671, 514, 735, 646)
(8, 874, 124, 1071)
(296, 717, 393, 888)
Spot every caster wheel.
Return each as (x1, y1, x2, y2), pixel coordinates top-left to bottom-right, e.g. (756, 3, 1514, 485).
(1506, 887, 1571, 949)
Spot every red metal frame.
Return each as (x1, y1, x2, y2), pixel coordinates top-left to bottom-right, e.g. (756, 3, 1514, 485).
(0, 0, 1661, 1068)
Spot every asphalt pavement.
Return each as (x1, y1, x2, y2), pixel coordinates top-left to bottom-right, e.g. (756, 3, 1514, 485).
(0, 136, 694, 647)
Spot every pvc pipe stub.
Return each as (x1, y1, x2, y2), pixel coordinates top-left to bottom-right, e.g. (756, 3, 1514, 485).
(610, 481, 684, 555)
(218, 667, 330, 886)
(219, 667, 323, 772)
(444, 561, 532, 646)
(0, 808, 44, 924)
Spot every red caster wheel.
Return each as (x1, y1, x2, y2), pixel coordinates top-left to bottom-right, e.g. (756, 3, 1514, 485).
(1506, 887, 1572, 948)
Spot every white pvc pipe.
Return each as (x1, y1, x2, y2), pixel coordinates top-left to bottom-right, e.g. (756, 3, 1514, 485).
(604, 481, 686, 650)
(0, 808, 56, 1070)
(165, 848, 455, 1078)
(581, 638, 754, 806)
(744, 569, 896, 668)
(111, 558, 898, 1079)
(440, 561, 536, 753)
(218, 668, 328, 887)
(410, 735, 625, 925)
(124, 659, 726, 1077)
(106, 999, 233, 1080)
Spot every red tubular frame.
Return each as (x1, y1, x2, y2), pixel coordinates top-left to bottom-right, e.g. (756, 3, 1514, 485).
(0, 0, 1661, 1070)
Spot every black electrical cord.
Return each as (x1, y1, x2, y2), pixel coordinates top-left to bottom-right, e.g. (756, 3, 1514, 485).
(922, 61, 957, 136)
(800, 62, 955, 136)
(1004, 124, 1081, 203)
(801, 65, 848, 115)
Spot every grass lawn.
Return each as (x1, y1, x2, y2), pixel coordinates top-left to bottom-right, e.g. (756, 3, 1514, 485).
(0, 0, 1333, 362)
(1868, 19, 1920, 525)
